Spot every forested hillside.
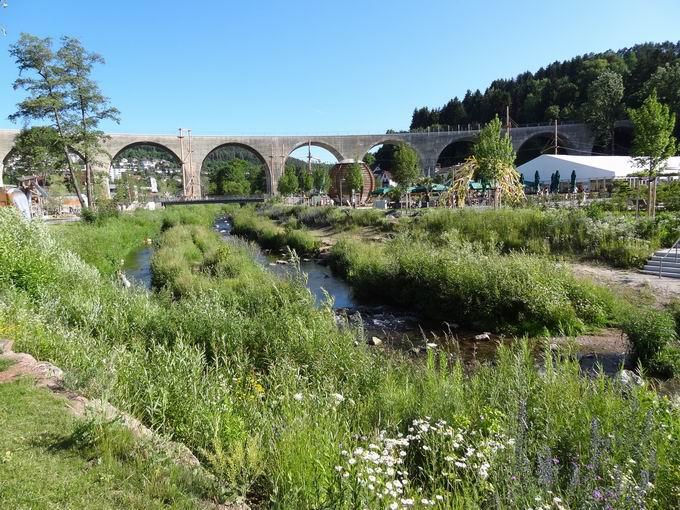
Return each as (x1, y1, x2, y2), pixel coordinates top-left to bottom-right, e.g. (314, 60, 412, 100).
(410, 41, 680, 137)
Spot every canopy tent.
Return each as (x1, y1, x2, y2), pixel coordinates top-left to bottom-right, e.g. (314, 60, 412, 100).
(370, 187, 393, 196)
(411, 183, 449, 193)
(517, 155, 680, 187)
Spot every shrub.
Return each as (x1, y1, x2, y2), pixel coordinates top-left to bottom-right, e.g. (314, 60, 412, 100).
(622, 308, 678, 372)
(329, 234, 620, 335)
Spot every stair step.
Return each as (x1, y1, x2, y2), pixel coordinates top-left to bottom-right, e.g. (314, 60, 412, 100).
(641, 270, 680, 279)
(650, 254, 680, 262)
(646, 260, 680, 269)
(644, 264, 680, 274)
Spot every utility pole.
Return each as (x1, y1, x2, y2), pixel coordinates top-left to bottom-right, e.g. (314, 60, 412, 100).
(178, 128, 195, 198)
(178, 128, 187, 197)
(307, 141, 312, 175)
(187, 129, 196, 198)
(505, 105, 511, 137)
(554, 119, 558, 155)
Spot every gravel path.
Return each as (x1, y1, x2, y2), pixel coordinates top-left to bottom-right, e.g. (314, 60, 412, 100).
(570, 262, 680, 304)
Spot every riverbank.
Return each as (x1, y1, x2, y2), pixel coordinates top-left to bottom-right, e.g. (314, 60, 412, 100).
(228, 206, 680, 377)
(0, 342, 222, 509)
(2, 206, 680, 508)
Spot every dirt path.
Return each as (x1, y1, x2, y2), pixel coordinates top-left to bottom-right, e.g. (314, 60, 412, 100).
(569, 262, 680, 305)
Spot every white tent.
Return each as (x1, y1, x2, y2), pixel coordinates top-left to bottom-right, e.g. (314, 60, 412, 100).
(518, 155, 680, 188)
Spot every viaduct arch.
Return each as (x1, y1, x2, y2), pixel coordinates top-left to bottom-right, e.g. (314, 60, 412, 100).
(0, 123, 596, 196)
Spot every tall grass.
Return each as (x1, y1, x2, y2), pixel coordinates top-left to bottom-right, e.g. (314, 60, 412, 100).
(0, 207, 679, 508)
(230, 207, 320, 255)
(260, 205, 668, 268)
(329, 234, 623, 336)
(410, 207, 659, 268)
(261, 204, 394, 231)
(51, 205, 227, 275)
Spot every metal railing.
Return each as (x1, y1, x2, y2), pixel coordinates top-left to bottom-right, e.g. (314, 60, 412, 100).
(657, 235, 680, 277)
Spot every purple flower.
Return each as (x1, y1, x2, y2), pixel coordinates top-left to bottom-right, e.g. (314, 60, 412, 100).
(592, 489, 603, 500)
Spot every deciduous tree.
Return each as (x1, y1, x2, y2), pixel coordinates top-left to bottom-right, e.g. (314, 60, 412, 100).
(391, 144, 420, 207)
(585, 70, 624, 154)
(9, 34, 86, 206)
(473, 116, 520, 206)
(58, 37, 120, 207)
(629, 92, 677, 217)
(312, 166, 330, 193)
(9, 34, 118, 209)
(5, 126, 66, 184)
(277, 166, 299, 196)
(345, 161, 364, 196)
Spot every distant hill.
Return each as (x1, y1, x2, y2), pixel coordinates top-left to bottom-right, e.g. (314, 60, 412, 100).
(409, 41, 680, 135)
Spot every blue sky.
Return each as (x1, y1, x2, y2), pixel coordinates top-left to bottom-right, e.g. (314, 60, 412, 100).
(1, 0, 679, 145)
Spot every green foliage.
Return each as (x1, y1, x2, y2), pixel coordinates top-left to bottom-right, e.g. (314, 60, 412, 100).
(204, 159, 257, 196)
(4, 126, 66, 184)
(299, 170, 314, 194)
(622, 308, 679, 376)
(277, 166, 299, 196)
(259, 204, 393, 232)
(0, 379, 218, 509)
(410, 41, 680, 130)
(586, 70, 625, 153)
(641, 61, 680, 137)
(1, 208, 679, 506)
(410, 207, 660, 268)
(629, 91, 677, 176)
(312, 166, 330, 193)
(230, 208, 320, 255)
(472, 116, 516, 182)
(329, 235, 620, 335)
(362, 152, 376, 168)
(345, 161, 364, 195)
(9, 33, 119, 209)
(391, 144, 420, 187)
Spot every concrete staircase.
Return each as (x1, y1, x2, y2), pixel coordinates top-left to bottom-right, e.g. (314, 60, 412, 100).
(642, 248, 680, 278)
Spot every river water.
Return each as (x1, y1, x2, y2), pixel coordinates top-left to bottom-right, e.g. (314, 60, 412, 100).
(123, 218, 631, 373)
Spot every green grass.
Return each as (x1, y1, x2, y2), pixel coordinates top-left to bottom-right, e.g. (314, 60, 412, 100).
(0, 378, 218, 509)
(328, 235, 624, 335)
(260, 204, 679, 269)
(0, 358, 15, 371)
(230, 207, 320, 255)
(1, 206, 680, 508)
(408, 207, 663, 268)
(261, 204, 394, 232)
(52, 205, 227, 276)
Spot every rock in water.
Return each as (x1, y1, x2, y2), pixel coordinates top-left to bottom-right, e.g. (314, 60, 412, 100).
(616, 369, 644, 387)
(118, 271, 132, 289)
(367, 336, 383, 346)
(474, 332, 491, 341)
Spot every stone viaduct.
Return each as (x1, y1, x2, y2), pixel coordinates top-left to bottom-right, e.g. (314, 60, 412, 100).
(0, 123, 596, 195)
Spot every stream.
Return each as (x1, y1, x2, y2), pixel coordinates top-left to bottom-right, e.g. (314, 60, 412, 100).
(123, 218, 632, 374)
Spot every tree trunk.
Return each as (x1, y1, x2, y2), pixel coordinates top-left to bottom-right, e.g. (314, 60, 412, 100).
(48, 89, 86, 209)
(85, 160, 94, 209)
(79, 103, 95, 210)
(61, 143, 86, 208)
